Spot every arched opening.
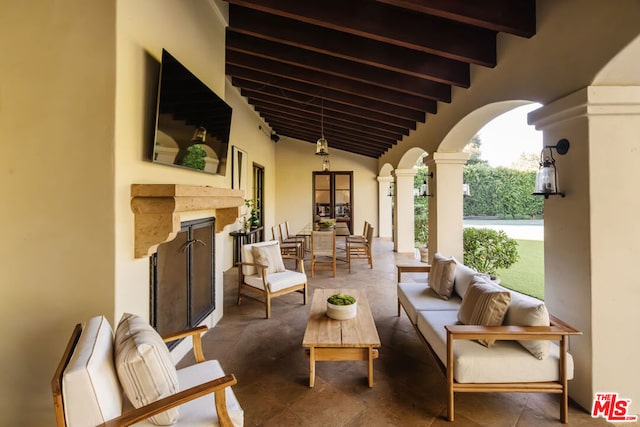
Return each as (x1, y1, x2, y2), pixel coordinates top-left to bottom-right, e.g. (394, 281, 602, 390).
(461, 104, 544, 300)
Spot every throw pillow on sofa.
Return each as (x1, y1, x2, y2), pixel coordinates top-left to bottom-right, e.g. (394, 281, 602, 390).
(504, 291, 551, 359)
(428, 253, 457, 300)
(115, 313, 179, 426)
(458, 278, 511, 347)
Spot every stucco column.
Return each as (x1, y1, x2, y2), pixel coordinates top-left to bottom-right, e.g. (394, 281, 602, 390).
(529, 86, 640, 412)
(377, 175, 393, 239)
(424, 152, 469, 262)
(392, 168, 416, 255)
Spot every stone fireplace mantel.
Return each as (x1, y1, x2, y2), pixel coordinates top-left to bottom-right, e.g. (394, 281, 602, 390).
(130, 184, 244, 258)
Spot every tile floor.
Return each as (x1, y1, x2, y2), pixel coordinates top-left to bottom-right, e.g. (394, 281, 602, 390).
(194, 238, 610, 426)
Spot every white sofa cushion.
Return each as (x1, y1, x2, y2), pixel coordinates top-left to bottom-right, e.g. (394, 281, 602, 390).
(244, 270, 307, 293)
(416, 310, 574, 383)
(457, 278, 511, 347)
(398, 283, 461, 324)
(429, 253, 457, 300)
(129, 359, 244, 427)
(115, 313, 180, 426)
(62, 315, 123, 427)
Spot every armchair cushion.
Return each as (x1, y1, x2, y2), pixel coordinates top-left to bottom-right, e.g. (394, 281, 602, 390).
(429, 253, 457, 300)
(251, 242, 285, 276)
(62, 315, 122, 427)
(126, 359, 244, 427)
(244, 270, 307, 293)
(115, 313, 180, 425)
(458, 279, 511, 347)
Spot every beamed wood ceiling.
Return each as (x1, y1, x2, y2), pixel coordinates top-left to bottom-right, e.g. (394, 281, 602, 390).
(225, 0, 536, 158)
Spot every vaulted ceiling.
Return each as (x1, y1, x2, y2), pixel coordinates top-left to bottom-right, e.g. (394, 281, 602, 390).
(225, 0, 536, 158)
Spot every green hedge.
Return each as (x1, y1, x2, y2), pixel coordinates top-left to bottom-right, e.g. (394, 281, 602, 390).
(463, 164, 543, 218)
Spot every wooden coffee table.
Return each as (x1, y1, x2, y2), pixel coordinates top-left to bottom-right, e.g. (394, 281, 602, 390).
(302, 288, 381, 387)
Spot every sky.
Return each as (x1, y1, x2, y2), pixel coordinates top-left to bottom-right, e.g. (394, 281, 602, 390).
(476, 103, 543, 168)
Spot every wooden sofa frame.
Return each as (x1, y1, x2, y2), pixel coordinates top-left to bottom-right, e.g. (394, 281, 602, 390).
(52, 324, 237, 427)
(397, 264, 582, 423)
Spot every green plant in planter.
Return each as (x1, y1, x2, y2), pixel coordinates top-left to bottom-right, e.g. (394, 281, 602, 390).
(244, 199, 260, 227)
(327, 293, 356, 305)
(463, 227, 519, 275)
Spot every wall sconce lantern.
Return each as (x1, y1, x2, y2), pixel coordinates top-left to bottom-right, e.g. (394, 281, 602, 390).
(417, 172, 433, 197)
(533, 138, 570, 198)
(463, 183, 471, 197)
(387, 181, 395, 197)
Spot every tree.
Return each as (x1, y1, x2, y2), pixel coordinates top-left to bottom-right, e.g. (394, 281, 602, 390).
(414, 154, 429, 246)
(463, 228, 519, 275)
(511, 152, 539, 171)
(182, 144, 206, 170)
(464, 135, 488, 166)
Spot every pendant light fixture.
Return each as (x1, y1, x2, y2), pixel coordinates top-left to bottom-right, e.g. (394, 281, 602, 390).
(315, 99, 329, 156)
(191, 126, 207, 143)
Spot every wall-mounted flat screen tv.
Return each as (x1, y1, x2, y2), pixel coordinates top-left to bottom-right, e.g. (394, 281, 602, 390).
(152, 49, 232, 175)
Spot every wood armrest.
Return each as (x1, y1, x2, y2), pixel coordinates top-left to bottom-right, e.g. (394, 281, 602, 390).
(161, 325, 207, 343)
(99, 374, 238, 427)
(162, 325, 208, 362)
(445, 324, 581, 341)
(281, 254, 306, 273)
(396, 263, 430, 282)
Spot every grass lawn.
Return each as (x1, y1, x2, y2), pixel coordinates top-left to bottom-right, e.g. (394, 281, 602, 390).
(495, 239, 544, 300)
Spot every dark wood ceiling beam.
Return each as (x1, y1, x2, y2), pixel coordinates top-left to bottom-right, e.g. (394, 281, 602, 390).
(269, 125, 387, 157)
(225, 0, 497, 66)
(256, 105, 403, 142)
(228, 70, 427, 122)
(269, 122, 392, 154)
(374, 0, 536, 37)
(226, 50, 437, 113)
(263, 114, 399, 147)
(227, 30, 453, 100)
(251, 99, 410, 136)
(227, 8, 468, 88)
(272, 122, 386, 154)
(240, 87, 423, 128)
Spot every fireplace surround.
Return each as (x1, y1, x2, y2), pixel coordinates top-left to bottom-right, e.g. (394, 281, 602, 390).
(130, 184, 244, 258)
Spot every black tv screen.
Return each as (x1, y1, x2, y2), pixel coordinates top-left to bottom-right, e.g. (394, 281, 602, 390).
(152, 49, 232, 175)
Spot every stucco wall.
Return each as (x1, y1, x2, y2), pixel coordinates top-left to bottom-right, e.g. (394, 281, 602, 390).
(0, 1, 116, 425)
(274, 137, 379, 239)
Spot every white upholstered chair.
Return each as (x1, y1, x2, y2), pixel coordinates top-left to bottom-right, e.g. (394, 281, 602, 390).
(310, 230, 336, 277)
(52, 314, 243, 427)
(237, 240, 307, 318)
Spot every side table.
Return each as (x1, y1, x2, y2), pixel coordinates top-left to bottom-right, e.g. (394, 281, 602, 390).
(230, 226, 263, 265)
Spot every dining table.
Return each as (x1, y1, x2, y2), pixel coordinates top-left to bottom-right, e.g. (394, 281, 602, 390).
(296, 222, 351, 257)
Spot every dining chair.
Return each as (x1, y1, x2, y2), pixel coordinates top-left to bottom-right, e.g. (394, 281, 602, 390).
(346, 225, 374, 273)
(272, 225, 302, 259)
(348, 221, 370, 242)
(310, 230, 336, 277)
(279, 222, 306, 257)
